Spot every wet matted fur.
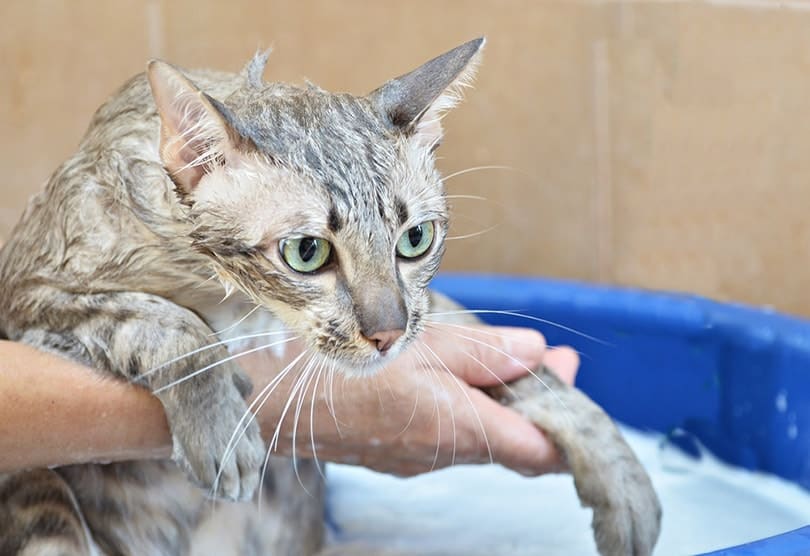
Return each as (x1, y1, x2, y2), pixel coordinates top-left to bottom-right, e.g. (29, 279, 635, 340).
(0, 38, 659, 556)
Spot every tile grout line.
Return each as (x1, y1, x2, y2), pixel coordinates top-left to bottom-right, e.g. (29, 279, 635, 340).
(146, 0, 165, 59)
(592, 39, 613, 284)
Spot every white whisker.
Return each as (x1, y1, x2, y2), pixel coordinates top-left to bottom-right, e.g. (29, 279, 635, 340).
(259, 353, 318, 514)
(309, 359, 327, 480)
(373, 374, 385, 412)
(440, 329, 574, 425)
(412, 344, 444, 471)
(419, 340, 484, 466)
(441, 165, 514, 182)
(394, 372, 421, 438)
(208, 304, 262, 336)
(432, 361, 458, 466)
(152, 336, 299, 395)
(425, 309, 610, 346)
(446, 224, 500, 241)
(141, 329, 293, 381)
(194, 273, 220, 289)
(291, 360, 319, 496)
(428, 320, 592, 361)
(424, 326, 517, 399)
(270, 356, 318, 453)
(323, 358, 343, 438)
(444, 194, 489, 201)
(210, 348, 309, 498)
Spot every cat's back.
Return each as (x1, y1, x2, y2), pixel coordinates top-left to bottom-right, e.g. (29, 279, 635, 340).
(0, 66, 243, 304)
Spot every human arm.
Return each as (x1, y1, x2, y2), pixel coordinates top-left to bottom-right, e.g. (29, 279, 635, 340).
(0, 340, 172, 471)
(0, 327, 578, 476)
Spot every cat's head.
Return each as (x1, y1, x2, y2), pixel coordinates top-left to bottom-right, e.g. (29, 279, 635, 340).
(147, 38, 483, 374)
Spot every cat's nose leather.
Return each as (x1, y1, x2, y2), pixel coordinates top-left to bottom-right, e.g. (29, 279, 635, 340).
(353, 281, 408, 353)
(366, 329, 404, 354)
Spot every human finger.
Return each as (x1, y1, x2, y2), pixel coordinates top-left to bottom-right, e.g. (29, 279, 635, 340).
(413, 324, 546, 386)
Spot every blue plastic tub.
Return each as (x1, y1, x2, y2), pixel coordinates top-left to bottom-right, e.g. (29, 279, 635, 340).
(432, 274, 810, 555)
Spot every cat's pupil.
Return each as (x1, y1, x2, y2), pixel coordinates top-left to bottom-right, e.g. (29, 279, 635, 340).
(299, 238, 317, 262)
(408, 226, 423, 247)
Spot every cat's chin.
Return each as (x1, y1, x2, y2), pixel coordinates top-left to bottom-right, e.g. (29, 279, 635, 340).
(329, 345, 407, 379)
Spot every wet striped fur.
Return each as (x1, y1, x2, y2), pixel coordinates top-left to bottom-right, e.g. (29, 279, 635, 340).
(0, 40, 483, 555)
(0, 36, 660, 556)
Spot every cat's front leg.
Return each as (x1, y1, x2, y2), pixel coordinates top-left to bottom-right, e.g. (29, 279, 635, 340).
(489, 370, 661, 556)
(427, 290, 660, 556)
(17, 291, 265, 501)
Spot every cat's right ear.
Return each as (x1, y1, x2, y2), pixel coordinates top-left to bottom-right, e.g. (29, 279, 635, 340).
(147, 61, 245, 194)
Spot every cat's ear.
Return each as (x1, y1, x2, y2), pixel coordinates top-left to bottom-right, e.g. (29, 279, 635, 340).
(368, 37, 484, 149)
(147, 60, 246, 194)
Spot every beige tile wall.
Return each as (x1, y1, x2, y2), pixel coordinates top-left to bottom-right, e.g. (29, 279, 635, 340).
(2, 1, 810, 315)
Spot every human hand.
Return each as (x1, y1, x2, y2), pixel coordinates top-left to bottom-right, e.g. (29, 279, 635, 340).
(238, 324, 578, 477)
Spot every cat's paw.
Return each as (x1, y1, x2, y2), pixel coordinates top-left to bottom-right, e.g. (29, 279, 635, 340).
(498, 373, 661, 556)
(165, 373, 265, 502)
(583, 454, 661, 556)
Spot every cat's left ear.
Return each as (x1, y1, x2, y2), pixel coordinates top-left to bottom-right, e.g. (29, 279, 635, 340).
(147, 60, 248, 194)
(368, 37, 484, 149)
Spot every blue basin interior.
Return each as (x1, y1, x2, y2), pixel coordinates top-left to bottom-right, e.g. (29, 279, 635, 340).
(432, 274, 810, 554)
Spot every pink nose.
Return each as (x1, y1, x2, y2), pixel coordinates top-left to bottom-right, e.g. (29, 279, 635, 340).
(365, 329, 404, 354)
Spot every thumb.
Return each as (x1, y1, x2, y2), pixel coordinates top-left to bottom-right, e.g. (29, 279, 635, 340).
(416, 324, 546, 386)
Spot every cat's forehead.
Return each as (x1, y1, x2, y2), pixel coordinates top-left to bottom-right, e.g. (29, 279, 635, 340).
(228, 86, 398, 192)
(220, 85, 444, 233)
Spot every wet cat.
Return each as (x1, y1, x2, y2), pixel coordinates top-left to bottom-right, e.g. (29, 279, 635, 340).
(0, 38, 659, 555)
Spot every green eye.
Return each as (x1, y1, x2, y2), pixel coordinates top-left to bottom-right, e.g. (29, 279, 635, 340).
(280, 237, 332, 273)
(396, 221, 435, 259)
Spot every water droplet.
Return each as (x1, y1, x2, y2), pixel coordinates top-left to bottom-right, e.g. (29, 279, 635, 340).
(775, 390, 788, 413)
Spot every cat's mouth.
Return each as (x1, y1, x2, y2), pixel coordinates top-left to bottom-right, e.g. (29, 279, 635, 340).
(316, 330, 414, 378)
(344, 345, 407, 378)
(301, 306, 426, 377)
